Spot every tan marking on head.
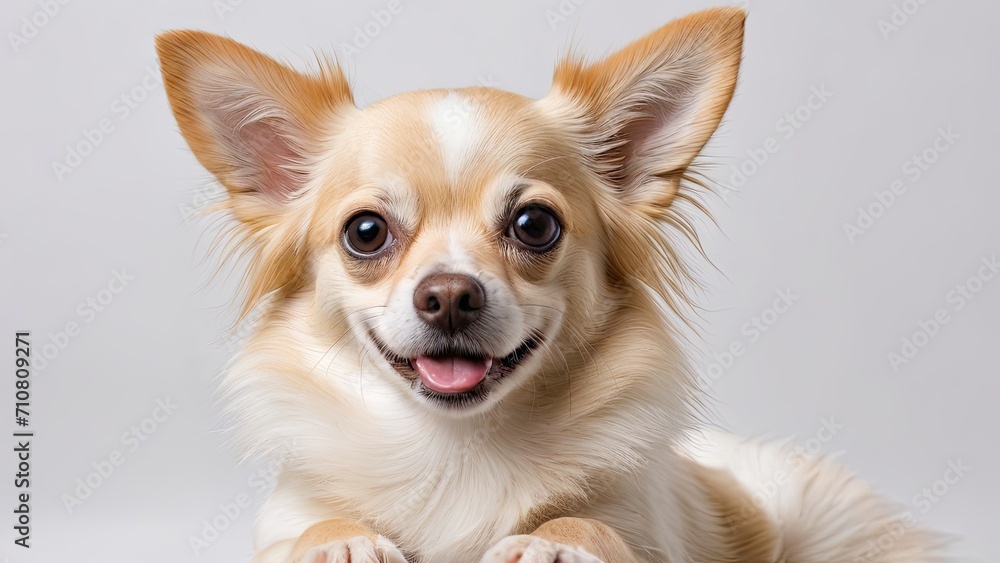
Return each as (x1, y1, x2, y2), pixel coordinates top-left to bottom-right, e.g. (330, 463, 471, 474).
(307, 87, 604, 292)
(160, 7, 748, 432)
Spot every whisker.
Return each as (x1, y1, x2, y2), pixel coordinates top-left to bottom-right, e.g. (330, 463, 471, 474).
(324, 309, 387, 364)
(305, 305, 387, 376)
(522, 305, 624, 395)
(297, 310, 386, 394)
(323, 311, 386, 379)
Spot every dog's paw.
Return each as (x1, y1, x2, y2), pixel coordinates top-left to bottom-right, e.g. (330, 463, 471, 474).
(297, 535, 406, 563)
(480, 535, 604, 563)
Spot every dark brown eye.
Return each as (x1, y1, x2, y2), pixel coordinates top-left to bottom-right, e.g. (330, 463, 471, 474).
(509, 205, 561, 251)
(344, 213, 392, 256)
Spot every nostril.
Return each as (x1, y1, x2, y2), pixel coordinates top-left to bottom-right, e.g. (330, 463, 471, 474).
(413, 273, 486, 332)
(464, 283, 485, 311)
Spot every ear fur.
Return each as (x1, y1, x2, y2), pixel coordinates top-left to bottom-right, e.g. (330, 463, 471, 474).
(156, 31, 354, 319)
(156, 30, 353, 218)
(544, 7, 745, 211)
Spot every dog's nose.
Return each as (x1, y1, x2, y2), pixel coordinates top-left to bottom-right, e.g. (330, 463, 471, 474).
(413, 273, 486, 333)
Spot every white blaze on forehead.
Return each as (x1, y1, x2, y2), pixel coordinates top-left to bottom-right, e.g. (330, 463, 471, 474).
(429, 90, 481, 181)
(446, 231, 478, 273)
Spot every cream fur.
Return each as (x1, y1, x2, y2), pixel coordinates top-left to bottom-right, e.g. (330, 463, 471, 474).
(156, 7, 948, 563)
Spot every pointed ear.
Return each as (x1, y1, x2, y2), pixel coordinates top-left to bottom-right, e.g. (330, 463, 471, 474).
(543, 8, 745, 210)
(155, 30, 353, 217)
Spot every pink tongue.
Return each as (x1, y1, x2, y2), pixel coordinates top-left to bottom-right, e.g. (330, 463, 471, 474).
(413, 355, 492, 394)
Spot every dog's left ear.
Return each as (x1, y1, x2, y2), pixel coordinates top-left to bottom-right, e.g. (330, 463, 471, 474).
(542, 7, 745, 211)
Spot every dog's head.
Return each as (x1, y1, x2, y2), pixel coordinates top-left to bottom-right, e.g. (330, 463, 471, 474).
(157, 8, 744, 416)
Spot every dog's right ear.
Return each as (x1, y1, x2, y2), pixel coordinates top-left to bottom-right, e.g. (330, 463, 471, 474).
(157, 31, 354, 319)
(156, 30, 353, 222)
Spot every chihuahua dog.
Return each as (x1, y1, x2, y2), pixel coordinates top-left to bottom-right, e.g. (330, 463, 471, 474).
(157, 7, 944, 562)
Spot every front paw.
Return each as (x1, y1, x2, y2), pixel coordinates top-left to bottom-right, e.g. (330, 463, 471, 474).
(481, 535, 604, 563)
(298, 535, 406, 563)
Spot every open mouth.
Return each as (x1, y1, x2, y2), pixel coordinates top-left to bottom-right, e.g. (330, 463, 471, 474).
(369, 331, 542, 407)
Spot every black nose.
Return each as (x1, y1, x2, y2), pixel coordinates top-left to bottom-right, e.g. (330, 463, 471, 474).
(413, 273, 486, 333)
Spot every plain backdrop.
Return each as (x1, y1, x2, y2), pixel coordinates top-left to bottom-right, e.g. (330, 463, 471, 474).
(2, 0, 997, 561)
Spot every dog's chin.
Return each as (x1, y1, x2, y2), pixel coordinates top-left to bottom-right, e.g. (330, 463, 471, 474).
(369, 331, 543, 413)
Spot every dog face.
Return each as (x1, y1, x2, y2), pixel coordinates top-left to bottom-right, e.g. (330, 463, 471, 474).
(304, 89, 614, 413)
(157, 8, 744, 415)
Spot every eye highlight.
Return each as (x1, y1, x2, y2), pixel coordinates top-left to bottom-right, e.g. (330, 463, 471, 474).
(508, 204, 561, 251)
(344, 212, 393, 257)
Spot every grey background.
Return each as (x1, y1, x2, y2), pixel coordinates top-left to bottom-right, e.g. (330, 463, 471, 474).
(1, 0, 996, 561)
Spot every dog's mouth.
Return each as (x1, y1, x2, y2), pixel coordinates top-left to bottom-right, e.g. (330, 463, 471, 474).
(369, 331, 542, 408)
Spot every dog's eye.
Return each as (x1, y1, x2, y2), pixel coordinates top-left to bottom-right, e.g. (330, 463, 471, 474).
(509, 205, 561, 251)
(344, 213, 393, 256)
